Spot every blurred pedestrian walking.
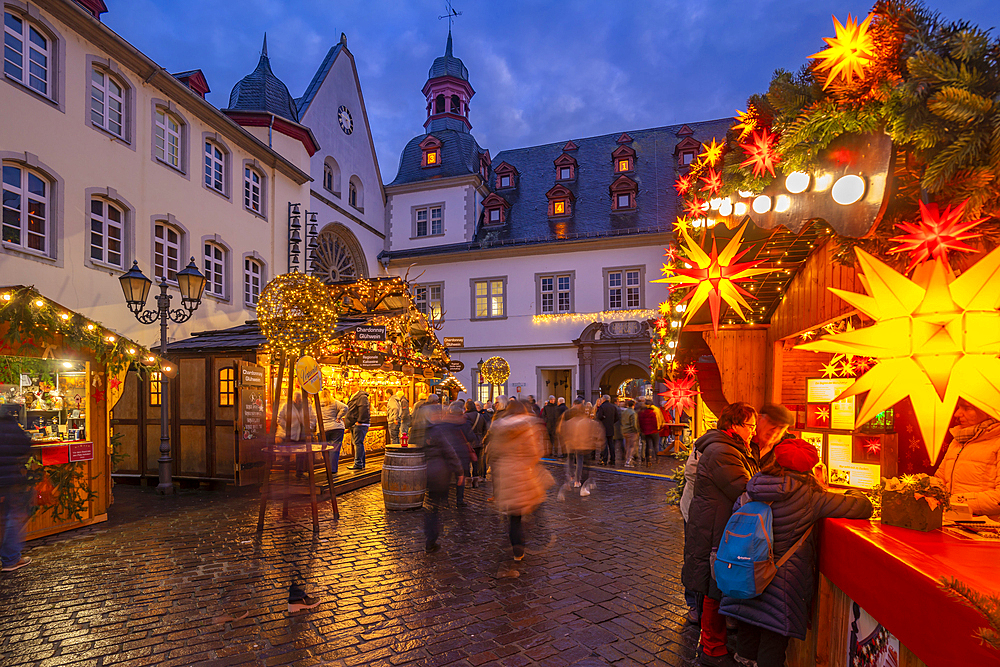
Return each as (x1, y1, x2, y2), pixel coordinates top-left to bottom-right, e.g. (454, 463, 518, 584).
(487, 400, 554, 560)
(557, 398, 603, 497)
(595, 394, 619, 466)
(1, 404, 32, 572)
(621, 399, 640, 467)
(422, 399, 462, 553)
(638, 400, 661, 464)
(465, 400, 487, 485)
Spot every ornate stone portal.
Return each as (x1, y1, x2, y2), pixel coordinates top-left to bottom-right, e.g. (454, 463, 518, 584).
(575, 320, 653, 400)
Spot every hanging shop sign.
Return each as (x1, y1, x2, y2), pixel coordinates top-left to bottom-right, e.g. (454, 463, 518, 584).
(360, 352, 383, 369)
(355, 325, 387, 342)
(443, 337, 464, 348)
(239, 361, 265, 388)
(295, 356, 323, 394)
(448, 360, 465, 372)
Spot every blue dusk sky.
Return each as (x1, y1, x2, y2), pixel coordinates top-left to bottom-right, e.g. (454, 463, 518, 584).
(104, 0, 998, 181)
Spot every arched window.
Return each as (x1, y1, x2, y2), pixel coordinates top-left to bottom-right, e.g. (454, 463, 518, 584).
(3, 10, 52, 97)
(311, 225, 367, 284)
(154, 108, 182, 169)
(435, 94, 445, 114)
(323, 157, 341, 195)
(243, 165, 262, 214)
(348, 176, 363, 210)
(2, 162, 50, 253)
(203, 240, 226, 297)
(204, 140, 226, 194)
(153, 221, 182, 282)
(244, 256, 264, 306)
(450, 94, 461, 114)
(90, 67, 125, 138)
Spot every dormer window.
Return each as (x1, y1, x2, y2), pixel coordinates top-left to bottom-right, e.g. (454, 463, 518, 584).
(546, 184, 574, 218)
(419, 135, 442, 168)
(554, 153, 577, 181)
(479, 150, 491, 181)
(682, 151, 695, 165)
(495, 161, 517, 189)
(482, 193, 509, 226)
(612, 144, 636, 174)
(674, 130, 701, 168)
(610, 175, 638, 211)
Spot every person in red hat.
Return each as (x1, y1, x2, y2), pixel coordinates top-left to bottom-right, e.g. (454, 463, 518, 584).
(720, 439, 873, 667)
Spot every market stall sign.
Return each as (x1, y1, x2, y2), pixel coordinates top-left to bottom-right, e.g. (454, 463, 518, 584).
(443, 337, 464, 348)
(69, 441, 94, 462)
(238, 361, 265, 387)
(360, 352, 383, 369)
(295, 356, 323, 394)
(355, 325, 387, 342)
(448, 360, 465, 372)
(37, 442, 94, 465)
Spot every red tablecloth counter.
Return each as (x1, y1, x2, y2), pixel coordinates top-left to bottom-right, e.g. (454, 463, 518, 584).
(819, 518, 1000, 667)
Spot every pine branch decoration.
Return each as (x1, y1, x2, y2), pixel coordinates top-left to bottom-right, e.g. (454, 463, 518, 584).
(939, 576, 1000, 652)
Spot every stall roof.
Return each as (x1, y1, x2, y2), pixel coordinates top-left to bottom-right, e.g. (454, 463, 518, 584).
(163, 317, 370, 353)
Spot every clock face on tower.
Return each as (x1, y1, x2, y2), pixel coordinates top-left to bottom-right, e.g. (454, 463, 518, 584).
(338, 105, 353, 135)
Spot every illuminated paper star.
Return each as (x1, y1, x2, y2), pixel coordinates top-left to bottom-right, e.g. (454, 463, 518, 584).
(699, 138, 724, 166)
(815, 406, 830, 423)
(673, 217, 693, 235)
(658, 301, 673, 315)
(864, 438, 882, 456)
(797, 246, 1000, 462)
(821, 360, 840, 378)
(889, 200, 985, 273)
(674, 174, 693, 195)
(740, 129, 780, 178)
(684, 363, 698, 378)
(664, 245, 680, 263)
(810, 13, 875, 90)
(733, 108, 758, 141)
(684, 198, 708, 218)
(839, 360, 855, 376)
(660, 376, 700, 413)
(700, 168, 723, 195)
(800, 330, 816, 341)
(655, 222, 779, 332)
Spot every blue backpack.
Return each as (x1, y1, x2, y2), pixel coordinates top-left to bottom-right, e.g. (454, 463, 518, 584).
(712, 494, 813, 599)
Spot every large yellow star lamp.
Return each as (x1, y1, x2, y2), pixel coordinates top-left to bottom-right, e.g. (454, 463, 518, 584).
(810, 13, 875, 90)
(655, 222, 777, 332)
(797, 246, 1000, 462)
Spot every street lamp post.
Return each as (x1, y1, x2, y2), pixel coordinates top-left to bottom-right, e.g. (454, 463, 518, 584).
(119, 259, 207, 495)
(476, 358, 484, 405)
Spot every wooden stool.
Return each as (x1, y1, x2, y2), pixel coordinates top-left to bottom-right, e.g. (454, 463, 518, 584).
(257, 442, 340, 533)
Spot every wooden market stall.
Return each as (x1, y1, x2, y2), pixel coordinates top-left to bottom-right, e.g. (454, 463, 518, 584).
(0, 286, 166, 540)
(111, 275, 450, 487)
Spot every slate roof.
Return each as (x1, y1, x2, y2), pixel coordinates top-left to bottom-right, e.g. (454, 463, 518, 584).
(226, 35, 299, 123)
(428, 32, 468, 81)
(387, 128, 488, 187)
(481, 118, 732, 243)
(295, 43, 344, 119)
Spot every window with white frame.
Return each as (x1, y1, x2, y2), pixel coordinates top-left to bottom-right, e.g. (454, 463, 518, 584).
(348, 181, 357, 207)
(203, 241, 225, 297)
(2, 162, 49, 253)
(415, 205, 442, 237)
(475, 371, 507, 404)
(90, 68, 124, 138)
(154, 109, 181, 169)
(323, 163, 333, 191)
(204, 141, 225, 194)
(473, 278, 505, 319)
(539, 274, 572, 314)
(89, 198, 123, 268)
(244, 257, 263, 307)
(243, 166, 262, 214)
(414, 283, 443, 322)
(3, 11, 50, 97)
(153, 222, 181, 282)
(607, 268, 641, 310)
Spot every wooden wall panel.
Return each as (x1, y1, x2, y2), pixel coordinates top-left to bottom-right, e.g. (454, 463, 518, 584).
(114, 372, 138, 419)
(780, 347, 833, 405)
(179, 425, 207, 475)
(179, 359, 206, 421)
(214, 424, 235, 479)
(769, 239, 865, 343)
(145, 424, 161, 475)
(702, 328, 767, 408)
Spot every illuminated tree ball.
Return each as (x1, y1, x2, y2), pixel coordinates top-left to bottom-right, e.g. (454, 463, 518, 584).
(257, 273, 340, 354)
(481, 356, 511, 385)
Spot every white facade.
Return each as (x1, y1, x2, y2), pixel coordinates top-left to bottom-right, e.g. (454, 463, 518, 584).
(0, 0, 311, 349)
(385, 176, 485, 251)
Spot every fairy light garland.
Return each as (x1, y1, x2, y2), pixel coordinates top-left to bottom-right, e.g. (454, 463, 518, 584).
(532, 309, 657, 325)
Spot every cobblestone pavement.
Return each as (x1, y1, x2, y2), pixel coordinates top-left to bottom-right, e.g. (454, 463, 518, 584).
(1, 461, 706, 667)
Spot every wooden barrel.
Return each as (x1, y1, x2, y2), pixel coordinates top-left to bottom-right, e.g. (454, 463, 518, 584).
(381, 446, 426, 510)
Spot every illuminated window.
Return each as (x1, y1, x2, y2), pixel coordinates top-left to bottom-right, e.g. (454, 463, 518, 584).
(420, 136, 442, 168)
(553, 201, 565, 215)
(149, 372, 162, 406)
(414, 282, 444, 322)
(473, 278, 505, 319)
(426, 151, 437, 165)
(218, 368, 235, 407)
(618, 159, 631, 172)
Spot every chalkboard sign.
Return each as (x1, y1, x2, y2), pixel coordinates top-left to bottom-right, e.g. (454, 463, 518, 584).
(359, 352, 383, 369)
(236, 362, 267, 486)
(356, 325, 387, 341)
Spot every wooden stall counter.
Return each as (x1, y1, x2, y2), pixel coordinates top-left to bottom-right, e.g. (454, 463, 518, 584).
(818, 518, 999, 667)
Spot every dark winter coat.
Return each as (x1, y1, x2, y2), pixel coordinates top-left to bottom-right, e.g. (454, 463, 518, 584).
(465, 409, 486, 446)
(541, 403, 561, 435)
(0, 413, 32, 489)
(681, 429, 760, 600)
(345, 390, 370, 428)
(595, 401, 619, 437)
(423, 418, 464, 494)
(720, 473, 873, 639)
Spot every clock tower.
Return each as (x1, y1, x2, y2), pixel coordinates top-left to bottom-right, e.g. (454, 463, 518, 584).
(422, 31, 475, 134)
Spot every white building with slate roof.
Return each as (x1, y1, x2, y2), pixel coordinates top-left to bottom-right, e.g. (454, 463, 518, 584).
(380, 32, 731, 402)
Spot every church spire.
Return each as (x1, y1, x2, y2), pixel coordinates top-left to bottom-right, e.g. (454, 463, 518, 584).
(261, 33, 268, 58)
(445, 30, 453, 58)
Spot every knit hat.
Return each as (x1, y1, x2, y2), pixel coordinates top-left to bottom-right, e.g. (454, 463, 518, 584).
(774, 439, 820, 473)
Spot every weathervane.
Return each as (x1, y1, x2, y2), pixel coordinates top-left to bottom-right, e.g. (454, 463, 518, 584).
(438, 1, 462, 31)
